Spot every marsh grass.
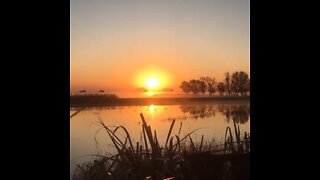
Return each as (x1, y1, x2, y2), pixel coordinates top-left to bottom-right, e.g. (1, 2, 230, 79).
(70, 109, 82, 119)
(72, 113, 249, 180)
(70, 94, 118, 107)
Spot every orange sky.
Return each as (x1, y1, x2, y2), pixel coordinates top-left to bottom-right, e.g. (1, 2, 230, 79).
(71, 0, 249, 95)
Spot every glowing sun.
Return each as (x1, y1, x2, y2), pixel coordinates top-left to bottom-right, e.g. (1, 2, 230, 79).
(146, 77, 160, 89)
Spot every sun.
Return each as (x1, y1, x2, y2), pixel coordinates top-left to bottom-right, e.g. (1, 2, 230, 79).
(146, 77, 160, 89)
(134, 69, 170, 91)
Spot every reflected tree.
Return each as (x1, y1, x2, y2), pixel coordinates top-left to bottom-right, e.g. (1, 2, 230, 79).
(177, 104, 250, 123)
(217, 104, 250, 124)
(179, 104, 217, 119)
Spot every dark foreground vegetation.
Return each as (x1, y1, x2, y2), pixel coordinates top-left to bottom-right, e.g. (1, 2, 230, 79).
(70, 94, 118, 107)
(72, 113, 250, 180)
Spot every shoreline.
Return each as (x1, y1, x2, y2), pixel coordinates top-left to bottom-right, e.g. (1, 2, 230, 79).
(70, 96, 250, 108)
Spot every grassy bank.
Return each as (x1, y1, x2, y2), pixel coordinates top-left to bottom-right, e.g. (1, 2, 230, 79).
(72, 113, 250, 180)
(70, 95, 250, 108)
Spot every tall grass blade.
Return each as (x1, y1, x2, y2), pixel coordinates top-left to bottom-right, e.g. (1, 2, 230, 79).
(165, 119, 176, 148)
(142, 125, 149, 157)
(172, 128, 201, 149)
(140, 113, 161, 158)
(224, 127, 234, 154)
(154, 130, 160, 149)
(70, 109, 82, 118)
(140, 114, 155, 148)
(112, 126, 136, 160)
(189, 135, 195, 150)
(178, 121, 182, 138)
(199, 135, 204, 151)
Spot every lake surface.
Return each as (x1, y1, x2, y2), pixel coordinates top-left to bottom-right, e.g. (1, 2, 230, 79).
(70, 101, 250, 176)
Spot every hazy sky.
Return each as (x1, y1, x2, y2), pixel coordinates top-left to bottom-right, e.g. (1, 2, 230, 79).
(71, 0, 249, 94)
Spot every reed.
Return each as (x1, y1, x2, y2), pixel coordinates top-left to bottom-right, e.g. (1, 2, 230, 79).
(70, 109, 82, 118)
(73, 113, 250, 180)
(199, 135, 204, 151)
(224, 119, 250, 154)
(165, 119, 176, 148)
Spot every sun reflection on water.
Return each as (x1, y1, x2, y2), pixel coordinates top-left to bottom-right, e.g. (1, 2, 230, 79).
(149, 104, 155, 112)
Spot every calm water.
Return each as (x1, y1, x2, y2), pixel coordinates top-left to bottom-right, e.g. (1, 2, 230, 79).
(70, 102, 250, 175)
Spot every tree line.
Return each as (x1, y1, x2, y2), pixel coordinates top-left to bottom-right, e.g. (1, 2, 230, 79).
(179, 71, 250, 96)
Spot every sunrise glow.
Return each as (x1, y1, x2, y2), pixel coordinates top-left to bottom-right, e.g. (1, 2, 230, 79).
(133, 68, 172, 93)
(146, 77, 160, 89)
(71, 0, 249, 97)
(70, 1, 250, 178)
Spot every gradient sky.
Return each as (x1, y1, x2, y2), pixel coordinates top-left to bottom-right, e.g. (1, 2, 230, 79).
(71, 0, 249, 95)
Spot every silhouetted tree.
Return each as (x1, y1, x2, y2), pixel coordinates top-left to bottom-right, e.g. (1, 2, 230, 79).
(231, 82, 238, 96)
(189, 79, 201, 94)
(246, 79, 250, 95)
(200, 76, 216, 95)
(224, 72, 232, 96)
(79, 90, 86, 95)
(217, 82, 225, 96)
(180, 71, 250, 96)
(98, 90, 104, 94)
(199, 80, 207, 95)
(231, 71, 250, 95)
(180, 81, 191, 94)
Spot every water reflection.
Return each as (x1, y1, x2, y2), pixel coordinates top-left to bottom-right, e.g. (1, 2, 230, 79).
(71, 104, 250, 124)
(148, 104, 155, 112)
(180, 104, 217, 119)
(71, 103, 250, 175)
(178, 104, 250, 123)
(217, 104, 250, 124)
